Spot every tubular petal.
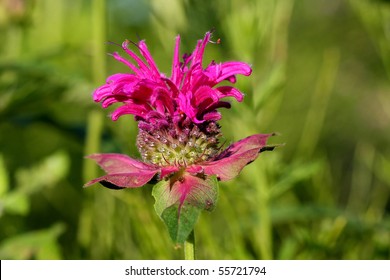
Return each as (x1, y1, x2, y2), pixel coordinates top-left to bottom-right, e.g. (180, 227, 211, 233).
(93, 31, 253, 123)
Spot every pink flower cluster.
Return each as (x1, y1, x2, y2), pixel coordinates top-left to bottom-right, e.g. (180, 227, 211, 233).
(93, 32, 251, 124)
(86, 31, 274, 213)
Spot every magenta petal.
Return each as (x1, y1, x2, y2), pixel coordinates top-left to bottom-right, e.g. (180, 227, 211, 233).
(93, 31, 253, 121)
(121, 40, 152, 76)
(84, 171, 157, 188)
(160, 166, 180, 179)
(85, 153, 159, 188)
(191, 32, 212, 68)
(170, 35, 182, 86)
(216, 86, 244, 102)
(205, 61, 252, 84)
(93, 85, 112, 103)
(138, 40, 161, 78)
(111, 103, 151, 120)
(194, 86, 219, 108)
(195, 134, 273, 181)
(86, 153, 157, 173)
(219, 61, 252, 80)
(111, 52, 141, 75)
(202, 111, 222, 121)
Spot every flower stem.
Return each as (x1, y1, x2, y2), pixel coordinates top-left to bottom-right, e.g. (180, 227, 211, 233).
(184, 230, 195, 260)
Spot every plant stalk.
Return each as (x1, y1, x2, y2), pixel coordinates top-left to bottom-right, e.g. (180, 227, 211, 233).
(184, 230, 195, 260)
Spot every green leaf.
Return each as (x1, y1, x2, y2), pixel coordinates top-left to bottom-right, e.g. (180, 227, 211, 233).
(152, 179, 174, 217)
(161, 203, 201, 244)
(152, 174, 219, 244)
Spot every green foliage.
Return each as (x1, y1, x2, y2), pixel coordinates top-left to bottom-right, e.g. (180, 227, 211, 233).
(152, 175, 219, 244)
(0, 152, 69, 259)
(0, 0, 389, 259)
(0, 223, 65, 259)
(161, 204, 200, 245)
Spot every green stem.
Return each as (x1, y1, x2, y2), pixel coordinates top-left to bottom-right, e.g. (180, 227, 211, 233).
(184, 230, 195, 260)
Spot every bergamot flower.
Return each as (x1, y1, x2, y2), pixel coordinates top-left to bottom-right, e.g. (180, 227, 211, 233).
(85, 31, 275, 244)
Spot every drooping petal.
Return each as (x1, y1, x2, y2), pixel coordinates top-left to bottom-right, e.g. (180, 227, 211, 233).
(215, 86, 244, 102)
(93, 85, 113, 103)
(189, 134, 274, 181)
(193, 86, 219, 107)
(111, 102, 152, 120)
(93, 74, 141, 105)
(205, 61, 252, 84)
(101, 96, 127, 108)
(84, 171, 157, 188)
(86, 153, 157, 173)
(84, 153, 159, 188)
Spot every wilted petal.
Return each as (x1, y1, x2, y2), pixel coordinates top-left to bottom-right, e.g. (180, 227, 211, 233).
(86, 153, 156, 173)
(84, 171, 157, 188)
(195, 134, 274, 181)
(84, 153, 159, 188)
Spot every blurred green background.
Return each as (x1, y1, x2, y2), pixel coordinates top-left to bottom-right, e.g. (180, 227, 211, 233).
(1, 0, 389, 260)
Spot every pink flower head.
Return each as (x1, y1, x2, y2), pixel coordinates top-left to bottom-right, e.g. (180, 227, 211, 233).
(86, 31, 275, 243)
(93, 31, 251, 124)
